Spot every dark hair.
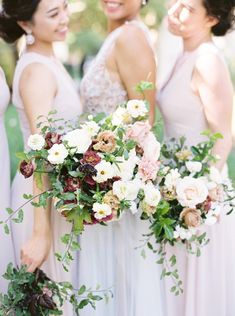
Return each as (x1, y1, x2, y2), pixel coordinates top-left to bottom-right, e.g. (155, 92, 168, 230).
(0, 0, 41, 43)
(203, 0, 235, 36)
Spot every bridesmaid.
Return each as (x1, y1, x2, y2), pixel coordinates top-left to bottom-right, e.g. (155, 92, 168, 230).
(0, 0, 82, 314)
(0, 63, 15, 292)
(79, 1, 164, 316)
(158, 0, 235, 315)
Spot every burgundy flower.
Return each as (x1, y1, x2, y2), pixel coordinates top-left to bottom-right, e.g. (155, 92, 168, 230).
(85, 213, 113, 225)
(20, 160, 34, 178)
(99, 176, 121, 190)
(84, 176, 96, 186)
(64, 177, 81, 192)
(79, 163, 97, 176)
(80, 150, 101, 166)
(202, 197, 212, 213)
(44, 132, 62, 149)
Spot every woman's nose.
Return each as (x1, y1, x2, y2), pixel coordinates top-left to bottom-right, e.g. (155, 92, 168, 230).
(168, 0, 181, 16)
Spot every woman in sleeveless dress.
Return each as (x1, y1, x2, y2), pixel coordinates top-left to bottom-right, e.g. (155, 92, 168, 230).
(79, 1, 165, 316)
(0, 1, 82, 314)
(158, 0, 235, 315)
(0, 65, 15, 292)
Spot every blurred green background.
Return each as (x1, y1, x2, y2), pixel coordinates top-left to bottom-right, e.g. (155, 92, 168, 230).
(1, 0, 235, 181)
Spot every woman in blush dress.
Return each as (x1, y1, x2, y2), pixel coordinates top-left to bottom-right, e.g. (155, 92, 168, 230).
(0, 65, 15, 292)
(79, 1, 165, 316)
(0, 0, 82, 314)
(157, 0, 235, 315)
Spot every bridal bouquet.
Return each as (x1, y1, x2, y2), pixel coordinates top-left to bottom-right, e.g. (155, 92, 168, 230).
(144, 131, 235, 294)
(0, 263, 111, 316)
(3, 82, 161, 266)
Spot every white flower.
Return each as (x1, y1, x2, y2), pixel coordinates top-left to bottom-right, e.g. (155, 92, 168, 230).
(63, 129, 92, 154)
(186, 161, 202, 173)
(165, 169, 181, 190)
(176, 177, 208, 208)
(47, 144, 68, 165)
(93, 203, 112, 220)
(173, 225, 193, 240)
(112, 107, 132, 126)
(204, 215, 218, 226)
(114, 149, 139, 181)
(93, 161, 114, 183)
(210, 202, 222, 216)
(81, 121, 100, 137)
(126, 99, 148, 118)
(113, 179, 142, 201)
(27, 134, 45, 151)
(162, 166, 170, 175)
(144, 182, 161, 207)
(209, 166, 223, 184)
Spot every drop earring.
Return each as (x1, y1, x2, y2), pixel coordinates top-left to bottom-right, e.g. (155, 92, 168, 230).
(26, 31, 35, 45)
(142, 0, 147, 5)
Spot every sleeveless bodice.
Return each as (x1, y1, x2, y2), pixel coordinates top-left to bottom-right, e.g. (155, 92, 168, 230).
(80, 20, 153, 115)
(0, 68, 10, 118)
(158, 42, 223, 146)
(13, 52, 82, 146)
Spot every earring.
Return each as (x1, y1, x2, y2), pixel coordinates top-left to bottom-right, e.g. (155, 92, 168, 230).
(26, 31, 35, 45)
(142, 0, 147, 5)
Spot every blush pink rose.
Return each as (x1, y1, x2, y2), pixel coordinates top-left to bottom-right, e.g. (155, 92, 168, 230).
(138, 157, 160, 181)
(142, 132, 161, 161)
(126, 121, 151, 144)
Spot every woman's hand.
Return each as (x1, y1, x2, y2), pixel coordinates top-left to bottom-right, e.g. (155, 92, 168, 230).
(21, 231, 52, 273)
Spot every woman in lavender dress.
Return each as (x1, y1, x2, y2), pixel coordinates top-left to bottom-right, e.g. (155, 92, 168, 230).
(0, 0, 82, 313)
(158, 0, 235, 315)
(79, 1, 165, 315)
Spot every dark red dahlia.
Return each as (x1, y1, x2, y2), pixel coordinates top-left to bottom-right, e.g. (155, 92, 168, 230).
(79, 163, 97, 176)
(64, 177, 81, 192)
(84, 213, 113, 225)
(83, 176, 96, 186)
(80, 150, 101, 166)
(44, 132, 62, 149)
(99, 176, 121, 190)
(20, 160, 34, 178)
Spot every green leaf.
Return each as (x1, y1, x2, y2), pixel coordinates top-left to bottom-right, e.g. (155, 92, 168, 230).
(4, 224, 10, 235)
(35, 171, 43, 191)
(6, 208, 14, 215)
(15, 152, 28, 161)
(78, 299, 90, 309)
(157, 200, 170, 216)
(164, 225, 174, 240)
(12, 209, 24, 224)
(78, 285, 86, 296)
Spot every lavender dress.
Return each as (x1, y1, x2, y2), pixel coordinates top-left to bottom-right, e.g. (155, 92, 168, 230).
(11, 52, 82, 315)
(0, 67, 15, 292)
(158, 42, 235, 316)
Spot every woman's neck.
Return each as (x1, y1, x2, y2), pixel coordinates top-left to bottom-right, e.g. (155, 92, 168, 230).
(108, 15, 140, 33)
(183, 32, 212, 52)
(26, 41, 55, 58)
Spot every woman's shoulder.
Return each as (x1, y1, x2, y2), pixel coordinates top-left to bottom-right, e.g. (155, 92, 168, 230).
(194, 42, 231, 88)
(115, 20, 153, 54)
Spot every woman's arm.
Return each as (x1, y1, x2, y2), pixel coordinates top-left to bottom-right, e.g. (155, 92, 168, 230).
(115, 24, 157, 126)
(19, 63, 57, 272)
(193, 52, 233, 170)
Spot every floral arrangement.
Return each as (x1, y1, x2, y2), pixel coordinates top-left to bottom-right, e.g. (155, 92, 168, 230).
(143, 131, 235, 294)
(0, 263, 111, 316)
(2, 82, 163, 267)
